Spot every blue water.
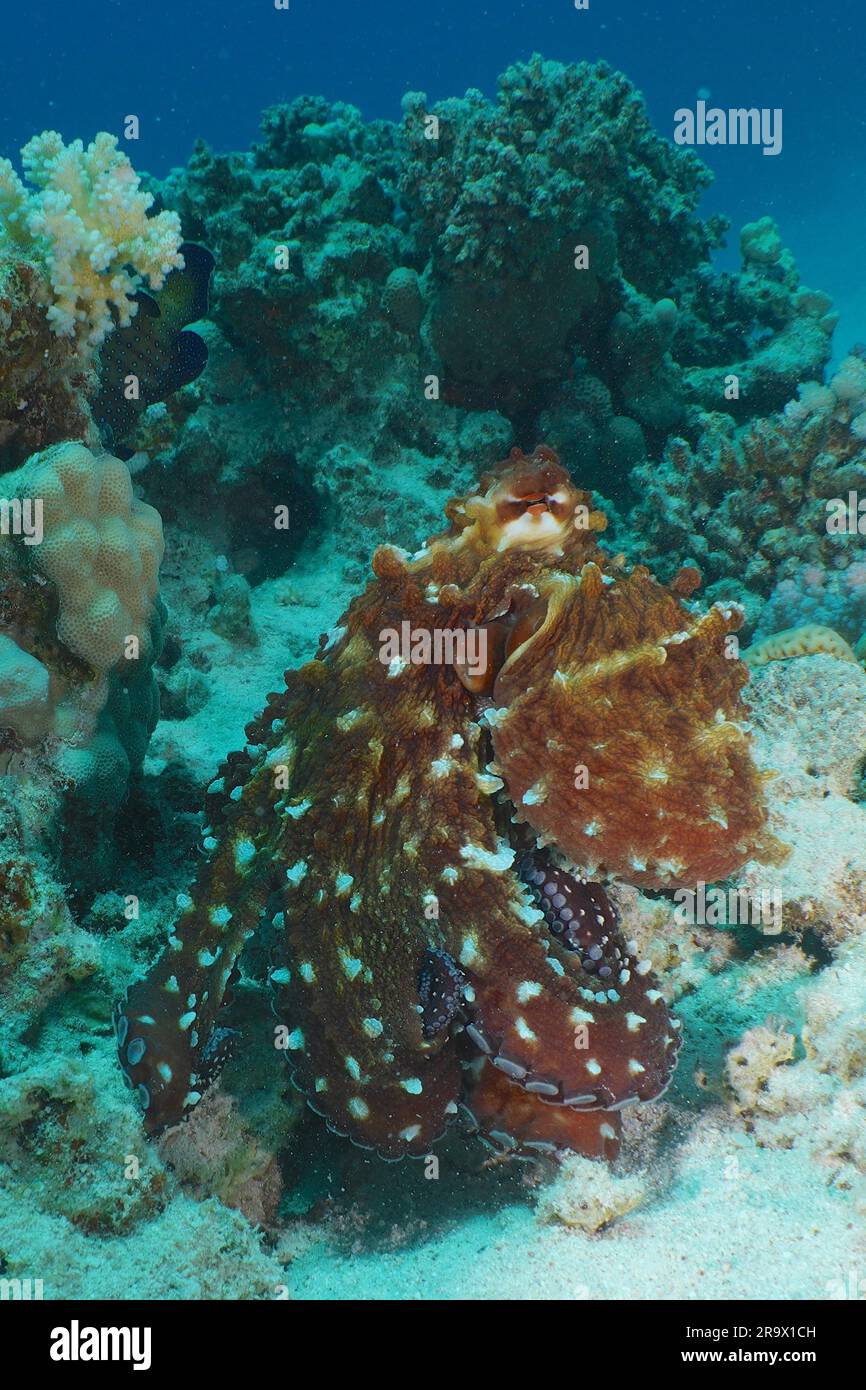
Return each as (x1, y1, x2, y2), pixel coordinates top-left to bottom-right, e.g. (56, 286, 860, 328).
(4, 1, 865, 348)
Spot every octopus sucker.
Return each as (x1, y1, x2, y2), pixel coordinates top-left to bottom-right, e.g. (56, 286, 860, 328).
(117, 447, 783, 1162)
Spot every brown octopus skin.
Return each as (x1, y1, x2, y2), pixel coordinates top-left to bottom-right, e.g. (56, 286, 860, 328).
(115, 447, 782, 1160)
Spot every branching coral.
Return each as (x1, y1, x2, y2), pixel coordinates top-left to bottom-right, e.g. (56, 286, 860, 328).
(0, 131, 183, 347)
(629, 353, 866, 604)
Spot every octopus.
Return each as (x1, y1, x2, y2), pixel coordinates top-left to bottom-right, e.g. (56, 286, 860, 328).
(116, 447, 786, 1162)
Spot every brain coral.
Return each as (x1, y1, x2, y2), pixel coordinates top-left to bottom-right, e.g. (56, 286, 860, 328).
(0, 131, 183, 347)
(2, 442, 164, 672)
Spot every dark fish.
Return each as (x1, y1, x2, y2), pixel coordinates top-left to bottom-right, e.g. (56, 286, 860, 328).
(93, 241, 215, 450)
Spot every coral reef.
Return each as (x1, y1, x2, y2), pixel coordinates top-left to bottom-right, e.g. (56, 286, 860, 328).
(629, 353, 866, 610)
(0, 256, 98, 466)
(120, 53, 837, 592)
(400, 58, 831, 430)
(3, 55, 866, 1300)
(753, 559, 866, 651)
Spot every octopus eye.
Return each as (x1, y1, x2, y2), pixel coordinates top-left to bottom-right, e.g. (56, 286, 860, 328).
(499, 492, 551, 522)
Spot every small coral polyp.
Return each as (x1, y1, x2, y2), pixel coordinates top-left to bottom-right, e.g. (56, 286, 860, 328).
(116, 447, 783, 1162)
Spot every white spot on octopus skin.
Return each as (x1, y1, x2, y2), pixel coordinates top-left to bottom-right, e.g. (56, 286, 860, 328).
(334, 872, 354, 896)
(234, 838, 256, 868)
(338, 949, 363, 981)
(459, 934, 481, 967)
(348, 1097, 370, 1120)
(400, 1124, 422, 1142)
(516, 981, 542, 1003)
(460, 839, 515, 873)
(335, 708, 364, 732)
(628, 1059, 646, 1076)
(481, 707, 510, 729)
(475, 773, 504, 794)
(514, 1017, 537, 1043)
(626, 1012, 647, 1032)
(430, 757, 456, 779)
(286, 860, 308, 885)
(585, 1059, 602, 1076)
(401, 1078, 423, 1095)
(515, 901, 544, 927)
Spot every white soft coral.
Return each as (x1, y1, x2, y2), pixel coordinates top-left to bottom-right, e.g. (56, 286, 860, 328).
(0, 130, 183, 346)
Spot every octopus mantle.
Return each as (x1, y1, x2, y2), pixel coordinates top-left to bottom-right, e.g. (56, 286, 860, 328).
(117, 448, 784, 1161)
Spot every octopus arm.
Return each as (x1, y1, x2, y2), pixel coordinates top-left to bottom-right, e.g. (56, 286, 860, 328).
(115, 758, 284, 1133)
(437, 859, 678, 1116)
